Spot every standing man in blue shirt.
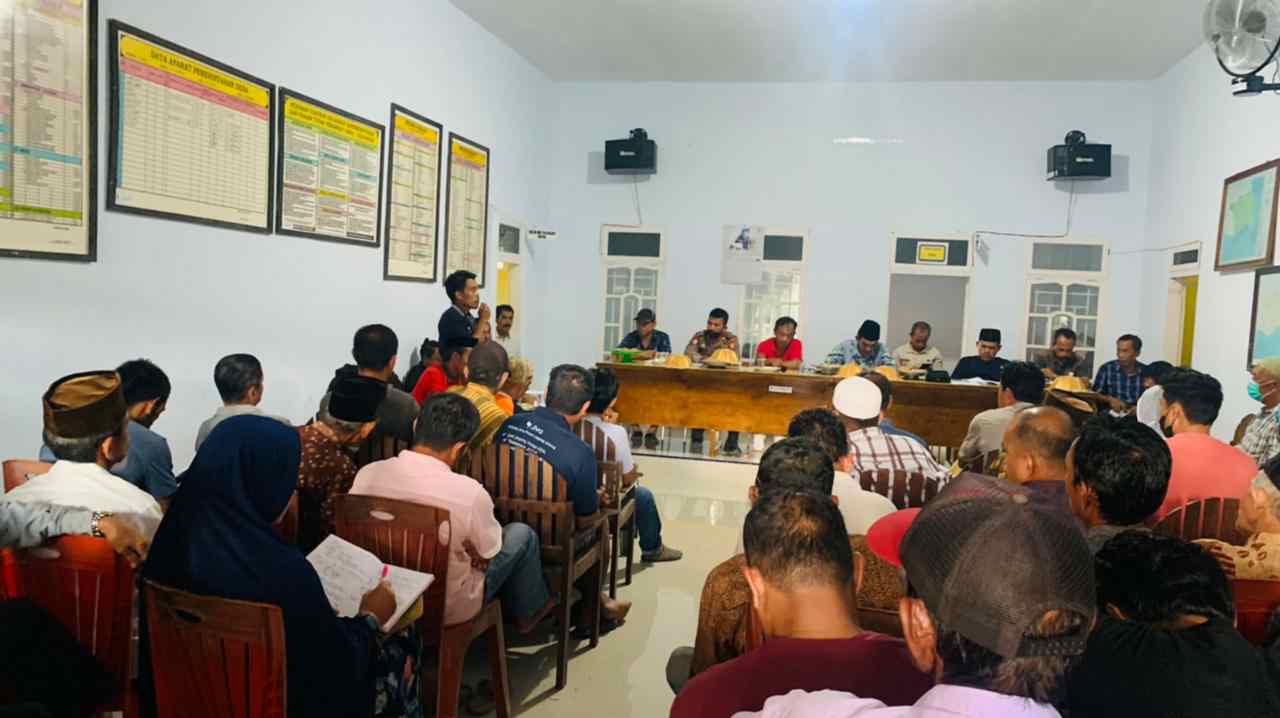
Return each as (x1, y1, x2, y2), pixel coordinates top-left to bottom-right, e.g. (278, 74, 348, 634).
(1093, 334, 1146, 412)
(438, 269, 490, 346)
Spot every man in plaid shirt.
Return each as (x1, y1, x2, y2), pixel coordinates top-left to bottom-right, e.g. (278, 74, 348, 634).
(833, 376, 949, 483)
(1240, 357, 1280, 466)
(1092, 334, 1146, 411)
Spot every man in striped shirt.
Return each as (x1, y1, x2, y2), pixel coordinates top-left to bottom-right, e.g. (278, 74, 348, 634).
(449, 341, 513, 471)
(833, 377, 948, 483)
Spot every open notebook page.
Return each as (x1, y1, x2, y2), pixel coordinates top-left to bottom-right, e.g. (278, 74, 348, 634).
(306, 535, 435, 632)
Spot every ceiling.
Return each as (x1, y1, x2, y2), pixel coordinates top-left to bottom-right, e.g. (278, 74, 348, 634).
(450, 0, 1207, 82)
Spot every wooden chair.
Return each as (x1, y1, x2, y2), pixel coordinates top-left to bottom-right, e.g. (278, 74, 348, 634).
(1232, 578, 1280, 646)
(0, 536, 135, 716)
(1233, 414, 1258, 447)
(857, 470, 940, 509)
(333, 494, 510, 718)
(476, 443, 607, 690)
(1153, 498, 1249, 545)
(573, 420, 638, 597)
(271, 491, 299, 545)
(354, 432, 410, 469)
(2, 459, 52, 492)
(143, 580, 286, 718)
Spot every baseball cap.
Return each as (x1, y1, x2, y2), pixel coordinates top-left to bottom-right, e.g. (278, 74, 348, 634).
(900, 473, 1095, 659)
(635, 308, 656, 323)
(866, 508, 920, 568)
(832, 377, 881, 421)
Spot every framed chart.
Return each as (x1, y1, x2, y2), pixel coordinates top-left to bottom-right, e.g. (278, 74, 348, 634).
(1215, 158, 1280, 273)
(0, 0, 97, 262)
(276, 88, 384, 246)
(443, 132, 490, 286)
(107, 21, 274, 232)
(1249, 266, 1280, 367)
(383, 104, 442, 282)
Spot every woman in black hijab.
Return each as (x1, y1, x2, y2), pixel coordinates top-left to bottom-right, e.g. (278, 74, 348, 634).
(141, 415, 421, 717)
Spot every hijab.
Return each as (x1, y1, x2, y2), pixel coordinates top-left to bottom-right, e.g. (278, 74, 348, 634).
(141, 415, 373, 717)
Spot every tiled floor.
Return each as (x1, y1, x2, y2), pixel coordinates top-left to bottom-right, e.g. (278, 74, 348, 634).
(457, 456, 757, 717)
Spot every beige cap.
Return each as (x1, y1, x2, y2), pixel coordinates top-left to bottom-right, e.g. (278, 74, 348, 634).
(833, 377, 882, 421)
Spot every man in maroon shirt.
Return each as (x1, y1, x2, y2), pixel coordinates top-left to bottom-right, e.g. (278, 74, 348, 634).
(670, 490, 932, 718)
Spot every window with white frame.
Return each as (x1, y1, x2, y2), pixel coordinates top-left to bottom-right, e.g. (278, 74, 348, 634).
(739, 233, 806, 360)
(601, 226, 662, 352)
(1024, 241, 1106, 377)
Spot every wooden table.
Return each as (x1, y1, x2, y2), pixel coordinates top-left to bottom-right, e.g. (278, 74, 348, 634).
(602, 363, 999, 449)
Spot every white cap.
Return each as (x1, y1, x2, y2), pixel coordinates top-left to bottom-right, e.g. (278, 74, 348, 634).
(833, 377, 882, 420)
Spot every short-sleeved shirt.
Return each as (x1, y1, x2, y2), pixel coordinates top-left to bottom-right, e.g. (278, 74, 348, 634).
(350, 451, 502, 625)
(1155, 432, 1259, 522)
(583, 415, 635, 473)
(686, 330, 739, 361)
(672, 633, 932, 718)
(891, 345, 943, 372)
(412, 365, 462, 404)
(1239, 407, 1280, 466)
(619, 329, 672, 353)
(438, 304, 476, 345)
(756, 338, 803, 363)
(448, 383, 509, 469)
(40, 421, 181, 501)
(295, 424, 358, 552)
(1092, 359, 1146, 405)
(950, 356, 1007, 382)
(494, 407, 599, 516)
(848, 426, 949, 482)
(825, 341, 893, 371)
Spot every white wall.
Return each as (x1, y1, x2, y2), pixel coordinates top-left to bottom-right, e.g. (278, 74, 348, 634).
(537, 82, 1155, 376)
(1139, 45, 1280, 440)
(0, 0, 551, 467)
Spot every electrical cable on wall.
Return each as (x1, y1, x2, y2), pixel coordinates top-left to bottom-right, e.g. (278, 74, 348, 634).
(973, 180, 1077, 242)
(632, 174, 644, 226)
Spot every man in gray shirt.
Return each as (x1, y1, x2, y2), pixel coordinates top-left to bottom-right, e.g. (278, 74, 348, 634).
(196, 353, 291, 450)
(319, 324, 418, 443)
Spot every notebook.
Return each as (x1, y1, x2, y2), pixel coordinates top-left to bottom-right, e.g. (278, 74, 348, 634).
(306, 534, 434, 632)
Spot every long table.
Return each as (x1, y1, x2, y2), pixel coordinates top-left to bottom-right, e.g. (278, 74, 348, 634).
(602, 363, 999, 449)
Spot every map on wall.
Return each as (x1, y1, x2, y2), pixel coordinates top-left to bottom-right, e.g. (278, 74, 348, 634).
(1216, 159, 1279, 272)
(0, 0, 97, 261)
(1251, 267, 1280, 367)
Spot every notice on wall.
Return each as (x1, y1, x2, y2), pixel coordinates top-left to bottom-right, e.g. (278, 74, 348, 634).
(1, 0, 97, 261)
(276, 89, 384, 246)
(383, 104, 441, 282)
(443, 133, 489, 285)
(721, 224, 765, 284)
(107, 21, 273, 232)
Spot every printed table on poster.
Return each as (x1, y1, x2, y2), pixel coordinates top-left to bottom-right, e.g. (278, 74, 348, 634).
(444, 133, 489, 284)
(384, 104, 441, 282)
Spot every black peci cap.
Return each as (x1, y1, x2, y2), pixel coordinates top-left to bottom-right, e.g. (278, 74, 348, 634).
(979, 328, 1002, 343)
(857, 320, 881, 342)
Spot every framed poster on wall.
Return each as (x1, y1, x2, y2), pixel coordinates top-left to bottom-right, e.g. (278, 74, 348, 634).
(107, 21, 275, 232)
(443, 132, 489, 286)
(383, 104, 442, 282)
(1216, 158, 1280, 273)
(0, 0, 98, 262)
(1249, 266, 1280, 368)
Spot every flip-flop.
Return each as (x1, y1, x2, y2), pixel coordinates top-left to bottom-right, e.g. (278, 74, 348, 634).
(571, 614, 624, 640)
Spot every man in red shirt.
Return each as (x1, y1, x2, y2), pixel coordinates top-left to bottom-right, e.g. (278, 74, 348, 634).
(412, 337, 474, 404)
(755, 316, 803, 371)
(670, 489, 931, 717)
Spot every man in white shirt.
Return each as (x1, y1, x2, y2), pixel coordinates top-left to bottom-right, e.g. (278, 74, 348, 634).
(6, 371, 164, 538)
(834, 377, 949, 483)
(196, 353, 291, 450)
(743, 474, 1096, 717)
(785, 409, 896, 535)
(494, 304, 521, 356)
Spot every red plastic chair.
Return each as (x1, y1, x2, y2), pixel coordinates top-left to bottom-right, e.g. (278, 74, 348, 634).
(1153, 498, 1248, 544)
(143, 580, 287, 718)
(1233, 578, 1280, 646)
(2, 459, 52, 492)
(0, 536, 135, 716)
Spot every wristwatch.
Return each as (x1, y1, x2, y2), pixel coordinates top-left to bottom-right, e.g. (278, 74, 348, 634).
(90, 511, 112, 538)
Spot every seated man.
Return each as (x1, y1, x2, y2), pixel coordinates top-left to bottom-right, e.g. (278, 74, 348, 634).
(1197, 456, 1280, 580)
(950, 328, 1008, 382)
(891, 321, 943, 373)
(583, 368, 681, 562)
(0, 500, 147, 560)
(1002, 406, 1076, 510)
(959, 360, 1045, 463)
(11, 371, 163, 537)
(861, 373, 926, 448)
(496, 356, 533, 416)
(1240, 356, 1280, 465)
(196, 353, 291, 450)
(402, 338, 439, 402)
(834, 377, 948, 483)
(1034, 326, 1084, 378)
(1135, 360, 1175, 436)
(671, 491, 932, 718)
(1154, 368, 1258, 522)
(619, 308, 672, 353)
(350, 393, 557, 632)
(1068, 531, 1280, 717)
(1067, 414, 1171, 554)
(412, 336, 474, 403)
(296, 376, 381, 551)
(448, 341, 513, 471)
(686, 308, 742, 456)
(825, 320, 892, 371)
(787, 409, 896, 536)
(320, 324, 419, 443)
(494, 364, 631, 623)
(1092, 334, 1146, 411)
(744, 473, 1095, 718)
(755, 316, 803, 370)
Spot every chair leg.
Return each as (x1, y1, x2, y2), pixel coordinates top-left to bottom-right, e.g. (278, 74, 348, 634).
(437, 635, 466, 718)
(590, 535, 604, 649)
(556, 567, 571, 690)
(487, 620, 512, 718)
(609, 516, 621, 599)
(624, 513, 636, 586)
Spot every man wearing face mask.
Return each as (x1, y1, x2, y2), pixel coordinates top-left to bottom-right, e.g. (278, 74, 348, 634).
(1152, 369, 1258, 523)
(1239, 356, 1280, 465)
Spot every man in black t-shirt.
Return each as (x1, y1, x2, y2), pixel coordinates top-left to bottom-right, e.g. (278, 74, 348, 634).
(438, 270, 490, 346)
(1068, 531, 1280, 717)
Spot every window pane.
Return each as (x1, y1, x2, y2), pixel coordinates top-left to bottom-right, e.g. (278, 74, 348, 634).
(498, 224, 520, 254)
(604, 326, 620, 352)
(606, 267, 631, 295)
(1030, 283, 1063, 313)
(1076, 319, 1097, 348)
(1027, 316, 1048, 347)
(606, 298, 620, 324)
(1066, 284, 1099, 317)
(607, 232, 661, 258)
(622, 296, 639, 326)
(634, 268, 658, 296)
(641, 298, 657, 312)
(1032, 243, 1103, 272)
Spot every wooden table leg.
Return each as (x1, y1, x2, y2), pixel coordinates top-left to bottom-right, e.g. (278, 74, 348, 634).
(708, 429, 719, 457)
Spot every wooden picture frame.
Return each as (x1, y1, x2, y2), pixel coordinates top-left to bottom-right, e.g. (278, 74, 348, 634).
(1249, 266, 1280, 367)
(1216, 158, 1280, 273)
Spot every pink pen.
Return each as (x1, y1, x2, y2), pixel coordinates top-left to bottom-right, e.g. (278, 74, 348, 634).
(381, 565, 389, 581)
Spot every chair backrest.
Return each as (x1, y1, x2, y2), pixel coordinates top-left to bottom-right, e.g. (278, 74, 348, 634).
(1232, 578, 1280, 646)
(0, 536, 134, 709)
(271, 491, 299, 545)
(573, 420, 619, 463)
(1152, 498, 1248, 544)
(333, 494, 451, 643)
(477, 444, 577, 562)
(1233, 414, 1258, 447)
(2, 459, 53, 492)
(354, 432, 409, 469)
(144, 580, 287, 718)
(857, 470, 939, 509)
